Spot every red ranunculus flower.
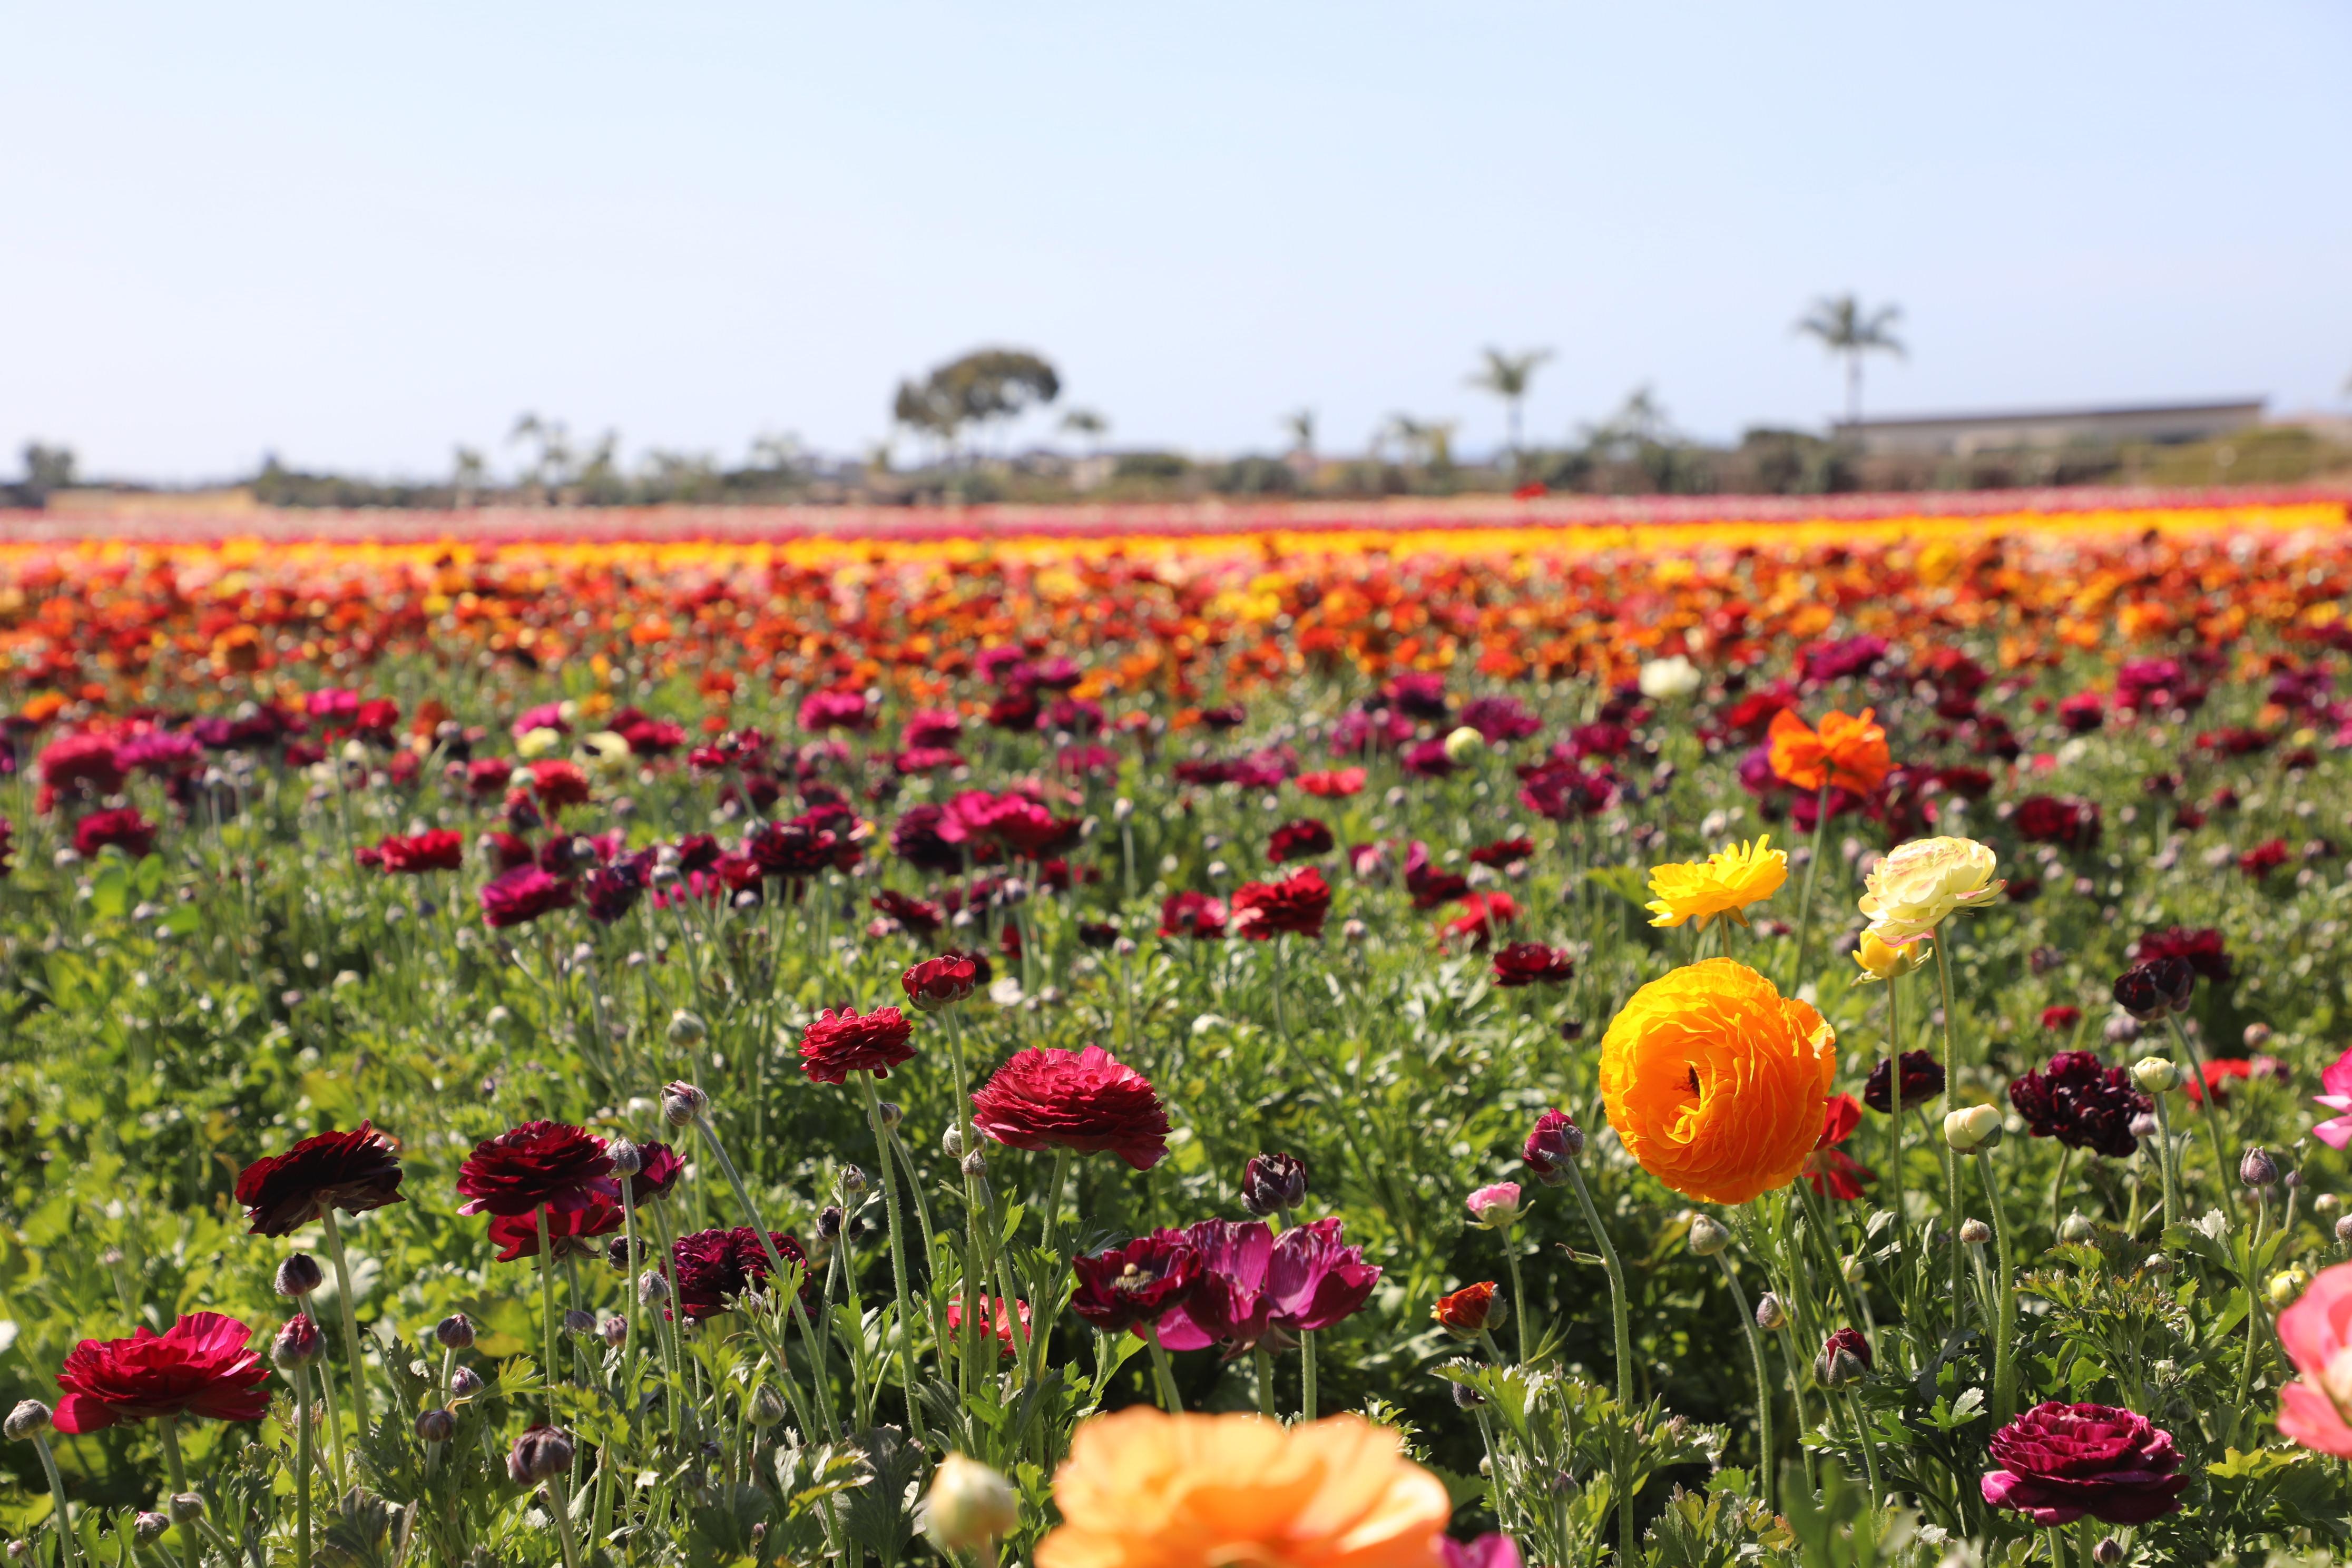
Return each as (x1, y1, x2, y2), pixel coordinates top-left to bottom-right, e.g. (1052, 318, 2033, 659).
(1296, 768, 1366, 798)
(2014, 794, 2101, 851)
(947, 1296, 1031, 1357)
(1266, 818, 1335, 864)
(1492, 942, 1573, 987)
(2040, 1005, 2082, 1032)
(1158, 890, 1227, 940)
(456, 1121, 616, 1218)
(1981, 1402, 2188, 1525)
(901, 954, 980, 1010)
(369, 829, 464, 874)
(2238, 838, 2291, 878)
(479, 865, 574, 928)
(54, 1312, 270, 1433)
(1802, 1094, 1875, 1199)
(798, 1006, 916, 1083)
(1071, 1232, 1201, 1335)
(1229, 867, 1331, 940)
(626, 1141, 687, 1203)
(669, 1227, 811, 1320)
(1432, 1281, 1501, 1336)
(530, 759, 593, 810)
(234, 1122, 406, 1236)
(2129, 925, 2231, 982)
(74, 807, 156, 858)
(2185, 1057, 2253, 1107)
(1468, 836, 1535, 868)
(871, 888, 945, 937)
(38, 733, 126, 798)
(488, 1197, 623, 1262)
(972, 1044, 1169, 1170)
(1440, 891, 1519, 948)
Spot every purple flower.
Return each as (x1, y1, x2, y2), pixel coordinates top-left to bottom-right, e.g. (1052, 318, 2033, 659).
(2008, 1052, 2151, 1160)
(1981, 1402, 2188, 1525)
(1155, 1218, 1379, 1355)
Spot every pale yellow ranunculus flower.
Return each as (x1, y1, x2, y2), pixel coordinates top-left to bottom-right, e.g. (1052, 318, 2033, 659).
(1858, 836, 2004, 945)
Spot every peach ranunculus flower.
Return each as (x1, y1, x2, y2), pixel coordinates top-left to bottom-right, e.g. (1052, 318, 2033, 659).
(1599, 958, 1838, 1206)
(2276, 1261, 2352, 1457)
(1857, 836, 2005, 946)
(1036, 1408, 1450, 1568)
(1767, 708, 1892, 795)
(1645, 835, 1788, 930)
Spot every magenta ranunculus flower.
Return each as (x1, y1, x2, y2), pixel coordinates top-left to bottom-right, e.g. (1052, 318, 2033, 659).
(1154, 1217, 1379, 1355)
(2309, 1047, 2352, 1151)
(479, 865, 575, 928)
(1979, 1402, 2189, 1525)
(1071, 1231, 1201, 1335)
(2277, 1260, 2352, 1457)
(971, 1045, 1169, 1170)
(1466, 1182, 1524, 1229)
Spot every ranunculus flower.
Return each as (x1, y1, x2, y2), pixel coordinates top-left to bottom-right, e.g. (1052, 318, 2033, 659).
(2130, 925, 2231, 982)
(1979, 1402, 2188, 1525)
(1645, 836, 1787, 930)
(1858, 836, 2003, 945)
(972, 1045, 1169, 1171)
(2014, 795, 2102, 851)
(456, 1121, 616, 1218)
(798, 1006, 917, 1083)
(1073, 1232, 1201, 1335)
(948, 1296, 1032, 1357)
(367, 829, 464, 873)
(38, 733, 126, 797)
(1802, 1094, 1874, 1200)
(1155, 1219, 1380, 1355)
(2040, 1004, 2082, 1032)
(1036, 1409, 1451, 1568)
(902, 953, 981, 1010)
(1432, 1281, 1501, 1337)
(669, 1227, 811, 1320)
(872, 889, 946, 937)
(1440, 1535, 1521, 1568)
(1860, 1050, 1945, 1114)
(1851, 930, 1930, 982)
(1438, 892, 1518, 948)
(1467, 836, 1534, 868)
(2008, 1053, 2152, 1159)
(2276, 1261, 2352, 1457)
(234, 1122, 406, 1236)
(1767, 708, 1890, 795)
(1296, 768, 1367, 798)
(1465, 1182, 1523, 1229)
(1599, 959, 1837, 1205)
(1159, 891, 1228, 940)
(2310, 1047, 2352, 1150)
(479, 865, 575, 928)
(1228, 867, 1331, 940)
(74, 807, 156, 858)
(487, 1197, 622, 1262)
(797, 688, 873, 732)
(1491, 942, 1573, 987)
(53, 1313, 270, 1433)
(1521, 1109, 1584, 1184)
(625, 1141, 687, 1203)
(2113, 957, 2196, 1022)
(1266, 818, 1334, 864)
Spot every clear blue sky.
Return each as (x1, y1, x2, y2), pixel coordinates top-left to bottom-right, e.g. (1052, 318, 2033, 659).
(5, 3, 2349, 483)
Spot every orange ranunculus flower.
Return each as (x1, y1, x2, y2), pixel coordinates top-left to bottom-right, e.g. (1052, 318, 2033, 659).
(1037, 1408, 1449, 1568)
(1767, 707, 1891, 794)
(1598, 958, 1838, 1206)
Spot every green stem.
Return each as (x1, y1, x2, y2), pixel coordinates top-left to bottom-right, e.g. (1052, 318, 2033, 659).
(158, 1418, 198, 1568)
(1789, 783, 1830, 991)
(1562, 1155, 1634, 1566)
(2151, 1090, 2182, 1231)
(1713, 1251, 1773, 1515)
(1886, 972, 1905, 1286)
(1934, 936, 1965, 1327)
(1845, 1389, 1886, 1504)
(857, 1075, 929, 1443)
(1142, 1324, 1183, 1414)
(2230, 1188, 2269, 1446)
(319, 1211, 373, 1439)
(2167, 1012, 2231, 1183)
(292, 1368, 313, 1568)
(1300, 1329, 1318, 1422)
(1026, 1146, 1074, 1385)
(1502, 1235, 1536, 1368)
(536, 1208, 561, 1412)
(30, 1431, 81, 1568)
(1973, 1147, 2020, 1423)
(1252, 1344, 1278, 1418)
(545, 1472, 585, 1568)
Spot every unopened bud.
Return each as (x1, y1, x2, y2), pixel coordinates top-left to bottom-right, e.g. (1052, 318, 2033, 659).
(1754, 1293, 1788, 1331)
(435, 1314, 476, 1350)
(815, 1206, 844, 1241)
(876, 1100, 904, 1130)
(1687, 1214, 1732, 1257)
(1452, 1379, 1485, 1409)
(448, 1365, 485, 1399)
(2131, 1056, 2181, 1094)
(607, 1138, 643, 1177)
(1943, 1104, 2004, 1152)
(271, 1314, 325, 1370)
(2140, 1253, 2173, 1277)
(1819, 1345, 1867, 1388)
(836, 1164, 867, 1198)
(1242, 1153, 1309, 1217)
(133, 1515, 169, 1544)
(2319, 1193, 2343, 1218)
(941, 1124, 965, 1159)
(2092, 1538, 2124, 1567)
(2337, 1215, 2352, 1246)
(563, 1309, 597, 1337)
(275, 1254, 325, 1298)
(640, 1271, 672, 1306)
(667, 1011, 708, 1047)
(507, 1425, 576, 1485)
(2059, 1212, 2096, 1244)
(1959, 1218, 1993, 1246)
(415, 1408, 456, 1443)
(2269, 1269, 2311, 1308)
(662, 1080, 709, 1126)
(1840, 1255, 1865, 1284)
(3, 1402, 51, 1441)
(2241, 1146, 2279, 1188)
(961, 1150, 987, 1179)
(2128, 1112, 2159, 1140)
(922, 1453, 1020, 1553)
(601, 1315, 627, 1348)
(1443, 726, 1487, 764)
(748, 1385, 788, 1428)
(169, 1495, 205, 1525)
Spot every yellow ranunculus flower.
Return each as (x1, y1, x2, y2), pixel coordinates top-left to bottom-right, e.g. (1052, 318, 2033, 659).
(1645, 836, 1789, 930)
(1852, 930, 1932, 983)
(1037, 1408, 1450, 1568)
(514, 725, 564, 759)
(1858, 836, 2004, 945)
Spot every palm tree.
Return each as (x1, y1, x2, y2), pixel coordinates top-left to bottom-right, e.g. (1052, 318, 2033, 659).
(1466, 347, 1553, 459)
(1281, 408, 1316, 458)
(1059, 408, 1109, 456)
(1796, 294, 1905, 429)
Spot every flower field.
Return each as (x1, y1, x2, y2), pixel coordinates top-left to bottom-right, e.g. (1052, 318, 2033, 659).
(1, 490, 2351, 1566)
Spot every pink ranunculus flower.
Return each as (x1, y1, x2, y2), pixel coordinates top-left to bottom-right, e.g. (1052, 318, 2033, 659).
(1466, 1182, 1525, 1230)
(2309, 1047, 2352, 1150)
(2276, 1261, 2352, 1457)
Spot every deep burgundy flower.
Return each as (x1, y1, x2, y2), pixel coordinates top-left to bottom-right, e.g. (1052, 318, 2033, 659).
(972, 1044, 1169, 1170)
(1521, 1109, 1584, 1184)
(627, 1141, 686, 1203)
(1399, 739, 1457, 779)
(1518, 760, 1617, 821)
(1468, 836, 1535, 868)
(1266, 818, 1335, 864)
(2113, 957, 2197, 1022)
(2238, 838, 2291, 879)
(871, 889, 945, 936)
(890, 804, 971, 873)
(1383, 673, 1451, 719)
(2131, 926, 2231, 982)
(747, 818, 841, 881)
(1072, 1231, 1201, 1335)
(1156, 1217, 1380, 1355)
(2009, 1053, 2151, 1159)
(1861, 1050, 1946, 1114)
(1403, 841, 1470, 909)
(234, 1122, 406, 1236)
(1981, 1402, 2188, 1525)
(479, 865, 575, 929)
(53, 1313, 270, 1433)
(901, 954, 981, 1010)
(1241, 1152, 1309, 1217)
(1492, 942, 1573, 988)
(74, 807, 156, 858)
(368, 829, 464, 873)
(2014, 795, 2102, 851)
(1158, 890, 1227, 939)
(487, 1197, 623, 1263)
(1821, 1325, 1873, 1371)
(583, 857, 651, 924)
(456, 1121, 617, 1218)
(798, 1006, 916, 1083)
(1458, 695, 1541, 744)
(1229, 867, 1331, 940)
(669, 1227, 812, 1320)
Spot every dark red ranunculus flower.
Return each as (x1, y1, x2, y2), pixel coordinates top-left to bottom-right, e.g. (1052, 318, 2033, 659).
(1468, 836, 1535, 868)
(747, 819, 840, 881)
(1382, 672, 1451, 719)
(234, 1122, 406, 1236)
(2014, 794, 2101, 851)
(627, 1141, 686, 1203)
(871, 888, 945, 936)
(798, 1006, 916, 1083)
(2237, 838, 2291, 879)
(1860, 1050, 1946, 1113)
(1159, 890, 1227, 940)
(488, 1197, 623, 1262)
(972, 1044, 1169, 1170)
(1241, 1151, 1309, 1216)
(1981, 1402, 2188, 1525)
(1521, 1109, 1583, 1184)
(479, 829, 535, 872)
(1403, 841, 1471, 909)
(1229, 867, 1331, 940)
(74, 807, 156, 858)
(2113, 957, 2197, 1022)
(670, 1227, 811, 1320)
(1820, 1324, 1873, 1371)
(1071, 1231, 1201, 1334)
(53, 1312, 270, 1433)
(479, 865, 575, 929)
(530, 759, 592, 811)
(2008, 1052, 2151, 1159)
(1458, 695, 1540, 744)
(1491, 942, 1573, 988)
(582, 860, 649, 924)
(38, 733, 126, 797)
(456, 1121, 616, 1218)
(2130, 925, 2230, 982)
(901, 954, 979, 1011)
(1266, 818, 1335, 865)
(367, 829, 464, 874)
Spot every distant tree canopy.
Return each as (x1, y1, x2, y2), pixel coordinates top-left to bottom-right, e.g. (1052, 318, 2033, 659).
(893, 348, 1061, 450)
